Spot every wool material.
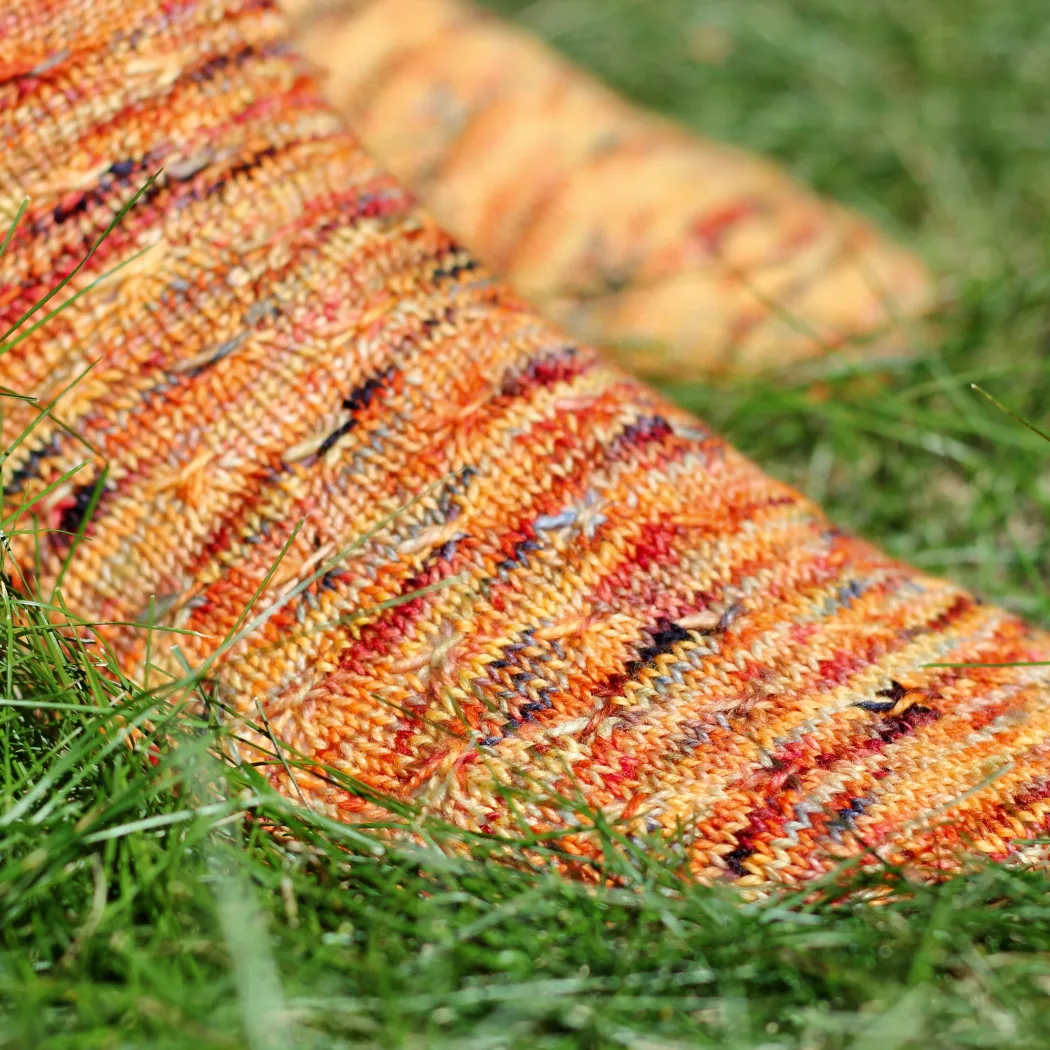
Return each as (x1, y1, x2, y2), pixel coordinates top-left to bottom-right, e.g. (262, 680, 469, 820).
(3, 0, 1050, 887)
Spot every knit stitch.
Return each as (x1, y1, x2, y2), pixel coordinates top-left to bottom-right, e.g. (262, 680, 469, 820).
(284, 0, 932, 377)
(3, 0, 1050, 887)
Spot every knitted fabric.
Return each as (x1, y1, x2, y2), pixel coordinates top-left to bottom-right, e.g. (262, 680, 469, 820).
(283, 0, 932, 377)
(4, 0, 1050, 888)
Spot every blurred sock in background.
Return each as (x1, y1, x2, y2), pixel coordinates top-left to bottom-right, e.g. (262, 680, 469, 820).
(284, 0, 933, 379)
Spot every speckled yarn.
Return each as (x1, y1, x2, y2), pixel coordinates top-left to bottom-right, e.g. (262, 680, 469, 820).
(283, 0, 932, 377)
(3, 0, 1050, 888)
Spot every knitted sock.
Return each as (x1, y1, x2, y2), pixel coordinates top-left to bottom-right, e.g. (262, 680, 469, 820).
(4, 0, 1050, 888)
(283, 0, 933, 378)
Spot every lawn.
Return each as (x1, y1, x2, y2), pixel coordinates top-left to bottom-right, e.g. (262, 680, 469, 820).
(5, 0, 1050, 1047)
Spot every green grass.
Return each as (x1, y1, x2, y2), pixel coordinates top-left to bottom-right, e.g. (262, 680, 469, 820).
(5, 0, 1050, 1046)
(7, 628, 1050, 1050)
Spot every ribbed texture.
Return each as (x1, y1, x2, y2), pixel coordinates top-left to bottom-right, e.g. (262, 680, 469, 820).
(284, 0, 932, 376)
(3, 0, 1049, 886)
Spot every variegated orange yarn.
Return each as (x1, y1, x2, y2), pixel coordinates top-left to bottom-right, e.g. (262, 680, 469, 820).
(283, 0, 932, 377)
(3, 0, 1050, 889)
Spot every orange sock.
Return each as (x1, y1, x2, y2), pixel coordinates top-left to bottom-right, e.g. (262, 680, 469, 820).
(4, 0, 1047, 889)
